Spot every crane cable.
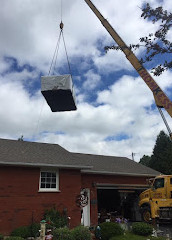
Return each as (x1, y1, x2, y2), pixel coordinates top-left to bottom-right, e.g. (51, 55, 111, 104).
(157, 106, 172, 140)
(48, 0, 72, 76)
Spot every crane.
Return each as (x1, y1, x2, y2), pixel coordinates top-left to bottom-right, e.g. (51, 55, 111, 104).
(84, 0, 172, 139)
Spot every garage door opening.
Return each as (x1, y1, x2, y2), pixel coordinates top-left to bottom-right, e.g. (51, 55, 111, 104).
(97, 188, 142, 222)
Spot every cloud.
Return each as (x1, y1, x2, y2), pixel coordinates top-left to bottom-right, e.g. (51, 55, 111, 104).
(0, 78, 42, 137)
(0, 0, 160, 68)
(0, 68, 171, 162)
(0, 0, 171, 163)
(93, 51, 133, 74)
(0, 57, 11, 73)
(83, 70, 101, 90)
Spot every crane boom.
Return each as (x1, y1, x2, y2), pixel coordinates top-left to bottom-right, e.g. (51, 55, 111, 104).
(84, 0, 172, 137)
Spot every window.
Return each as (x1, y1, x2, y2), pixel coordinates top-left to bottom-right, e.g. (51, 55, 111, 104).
(153, 178, 164, 189)
(39, 170, 59, 192)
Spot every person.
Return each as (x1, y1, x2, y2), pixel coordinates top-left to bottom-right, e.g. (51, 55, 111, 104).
(45, 229, 53, 240)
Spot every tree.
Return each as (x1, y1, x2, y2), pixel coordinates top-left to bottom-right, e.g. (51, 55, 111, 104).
(105, 3, 172, 76)
(149, 131, 172, 174)
(139, 131, 172, 174)
(139, 155, 151, 167)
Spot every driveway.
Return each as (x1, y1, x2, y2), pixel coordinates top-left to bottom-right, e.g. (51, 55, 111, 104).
(156, 223, 172, 238)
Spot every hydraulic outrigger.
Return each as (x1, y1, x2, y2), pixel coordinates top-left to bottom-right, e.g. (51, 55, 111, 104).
(84, 0, 172, 139)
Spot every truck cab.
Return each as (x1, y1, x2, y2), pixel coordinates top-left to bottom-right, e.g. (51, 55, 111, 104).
(139, 175, 172, 222)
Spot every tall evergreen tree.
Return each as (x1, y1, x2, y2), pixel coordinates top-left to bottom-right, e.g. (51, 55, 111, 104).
(139, 155, 151, 167)
(149, 131, 172, 174)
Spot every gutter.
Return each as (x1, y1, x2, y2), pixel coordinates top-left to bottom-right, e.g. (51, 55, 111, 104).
(95, 183, 148, 190)
(81, 169, 159, 177)
(0, 161, 92, 170)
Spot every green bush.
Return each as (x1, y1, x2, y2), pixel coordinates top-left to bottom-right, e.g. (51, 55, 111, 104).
(44, 208, 68, 229)
(71, 225, 91, 240)
(6, 237, 24, 240)
(109, 237, 118, 240)
(11, 226, 30, 238)
(132, 222, 153, 236)
(11, 223, 40, 238)
(53, 227, 74, 240)
(99, 222, 124, 240)
(0, 234, 3, 240)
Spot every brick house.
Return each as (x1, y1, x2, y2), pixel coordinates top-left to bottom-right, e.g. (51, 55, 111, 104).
(0, 138, 159, 235)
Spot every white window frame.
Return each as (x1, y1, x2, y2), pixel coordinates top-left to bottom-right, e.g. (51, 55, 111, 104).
(39, 169, 60, 192)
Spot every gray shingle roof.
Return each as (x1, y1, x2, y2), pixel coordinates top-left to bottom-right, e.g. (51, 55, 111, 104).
(72, 153, 160, 176)
(0, 138, 91, 169)
(0, 138, 159, 176)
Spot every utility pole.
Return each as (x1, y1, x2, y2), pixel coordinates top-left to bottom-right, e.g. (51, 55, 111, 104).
(132, 152, 135, 161)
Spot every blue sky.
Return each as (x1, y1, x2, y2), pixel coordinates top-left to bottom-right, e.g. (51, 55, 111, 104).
(0, 0, 172, 161)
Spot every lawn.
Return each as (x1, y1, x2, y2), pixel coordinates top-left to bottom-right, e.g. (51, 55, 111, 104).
(110, 232, 166, 240)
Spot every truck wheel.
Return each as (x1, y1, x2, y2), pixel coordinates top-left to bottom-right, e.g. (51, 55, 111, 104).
(141, 207, 151, 223)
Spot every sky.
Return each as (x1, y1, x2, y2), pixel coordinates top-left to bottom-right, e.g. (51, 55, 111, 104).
(0, 0, 172, 162)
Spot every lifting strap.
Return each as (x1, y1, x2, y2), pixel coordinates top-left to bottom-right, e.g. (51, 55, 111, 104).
(48, 26, 62, 76)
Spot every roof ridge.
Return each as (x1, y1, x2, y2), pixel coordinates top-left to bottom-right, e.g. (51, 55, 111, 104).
(71, 152, 126, 158)
(0, 138, 69, 152)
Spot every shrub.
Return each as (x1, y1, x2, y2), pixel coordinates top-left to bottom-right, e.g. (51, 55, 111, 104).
(11, 226, 30, 238)
(0, 234, 3, 240)
(44, 208, 68, 229)
(109, 237, 118, 240)
(53, 227, 74, 240)
(71, 225, 91, 240)
(6, 237, 24, 240)
(132, 222, 153, 236)
(99, 222, 124, 240)
(28, 223, 40, 237)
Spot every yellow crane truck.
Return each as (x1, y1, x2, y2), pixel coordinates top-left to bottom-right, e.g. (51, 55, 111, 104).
(83, 1, 172, 223)
(139, 175, 172, 222)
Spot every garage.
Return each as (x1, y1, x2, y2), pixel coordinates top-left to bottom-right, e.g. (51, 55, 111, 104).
(79, 152, 159, 227)
(97, 184, 147, 223)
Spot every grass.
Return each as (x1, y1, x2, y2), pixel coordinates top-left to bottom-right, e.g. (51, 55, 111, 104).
(109, 232, 166, 240)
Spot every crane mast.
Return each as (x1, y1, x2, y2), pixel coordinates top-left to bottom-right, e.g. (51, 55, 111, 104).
(84, 0, 172, 138)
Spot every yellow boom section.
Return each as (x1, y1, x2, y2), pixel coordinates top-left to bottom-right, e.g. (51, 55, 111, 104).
(84, 0, 172, 118)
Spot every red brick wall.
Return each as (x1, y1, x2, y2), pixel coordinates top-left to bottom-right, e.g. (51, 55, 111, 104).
(81, 173, 149, 226)
(0, 166, 81, 235)
(0, 165, 153, 235)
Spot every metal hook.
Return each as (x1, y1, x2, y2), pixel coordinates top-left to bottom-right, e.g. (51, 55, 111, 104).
(60, 21, 64, 30)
